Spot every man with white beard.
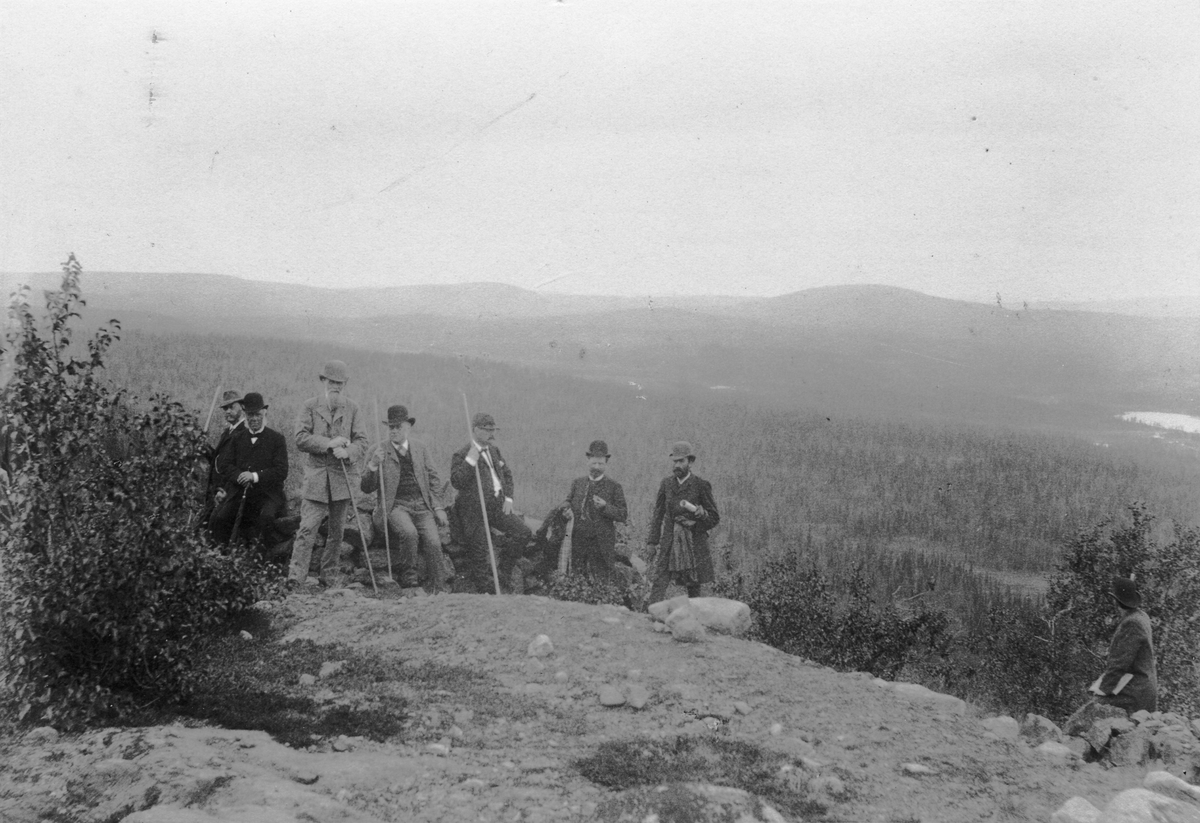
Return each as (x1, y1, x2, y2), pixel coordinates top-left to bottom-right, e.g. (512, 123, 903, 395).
(288, 360, 370, 590)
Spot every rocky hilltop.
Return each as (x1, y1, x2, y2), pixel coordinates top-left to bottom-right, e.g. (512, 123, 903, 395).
(2, 591, 1198, 823)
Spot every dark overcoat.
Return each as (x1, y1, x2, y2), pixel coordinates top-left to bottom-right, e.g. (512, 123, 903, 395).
(646, 473, 720, 585)
(1097, 609, 1157, 714)
(218, 426, 288, 508)
(450, 443, 514, 526)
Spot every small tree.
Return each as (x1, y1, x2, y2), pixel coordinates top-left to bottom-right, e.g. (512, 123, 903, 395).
(0, 255, 272, 728)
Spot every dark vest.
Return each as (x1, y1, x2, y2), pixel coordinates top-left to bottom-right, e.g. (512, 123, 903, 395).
(393, 446, 422, 502)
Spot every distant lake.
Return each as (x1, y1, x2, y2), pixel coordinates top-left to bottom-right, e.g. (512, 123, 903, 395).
(1121, 411, 1200, 434)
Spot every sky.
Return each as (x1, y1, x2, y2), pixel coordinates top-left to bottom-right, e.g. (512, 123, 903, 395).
(1, 0, 1197, 301)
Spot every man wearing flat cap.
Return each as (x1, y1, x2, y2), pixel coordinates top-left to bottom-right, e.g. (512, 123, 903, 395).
(288, 359, 370, 588)
(362, 404, 449, 593)
(559, 440, 627, 583)
(199, 390, 245, 528)
(646, 440, 721, 605)
(209, 392, 288, 548)
(450, 412, 532, 593)
(1088, 577, 1158, 713)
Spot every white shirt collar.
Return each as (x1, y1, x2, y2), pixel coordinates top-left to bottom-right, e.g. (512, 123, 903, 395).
(676, 472, 692, 485)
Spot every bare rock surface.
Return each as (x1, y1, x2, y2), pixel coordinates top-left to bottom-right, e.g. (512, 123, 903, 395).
(0, 592, 1180, 822)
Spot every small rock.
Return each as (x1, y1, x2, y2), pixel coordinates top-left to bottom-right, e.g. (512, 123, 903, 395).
(460, 778, 487, 791)
(627, 684, 650, 710)
(554, 670, 569, 683)
(239, 630, 253, 641)
(734, 701, 752, 716)
(527, 635, 554, 658)
(670, 616, 706, 643)
(902, 763, 937, 776)
(298, 673, 317, 686)
(453, 709, 474, 725)
(448, 725, 464, 740)
(1064, 736, 1091, 760)
(1036, 741, 1076, 764)
(1131, 710, 1152, 724)
(652, 622, 669, 633)
(1109, 727, 1151, 767)
(292, 772, 320, 785)
(1050, 796, 1101, 823)
(1099, 788, 1200, 822)
(599, 685, 626, 707)
(769, 723, 784, 736)
(331, 737, 351, 752)
(521, 757, 558, 772)
(981, 716, 1020, 739)
(318, 660, 347, 679)
(807, 774, 847, 800)
(426, 743, 450, 756)
(24, 726, 59, 745)
(1020, 713, 1065, 746)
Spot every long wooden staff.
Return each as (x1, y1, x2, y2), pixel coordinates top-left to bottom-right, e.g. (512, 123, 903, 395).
(462, 393, 502, 595)
(188, 384, 223, 529)
(373, 397, 394, 583)
(341, 457, 379, 595)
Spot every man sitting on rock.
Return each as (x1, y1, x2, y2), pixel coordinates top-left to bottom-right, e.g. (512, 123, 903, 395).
(209, 392, 288, 550)
(1088, 576, 1157, 713)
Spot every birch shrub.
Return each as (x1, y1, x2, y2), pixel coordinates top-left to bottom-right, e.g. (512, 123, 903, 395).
(0, 255, 271, 728)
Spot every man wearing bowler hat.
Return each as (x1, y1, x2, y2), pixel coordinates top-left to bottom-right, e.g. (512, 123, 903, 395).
(645, 440, 721, 605)
(362, 404, 449, 594)
(208, 392, 288, 548)
(289, 360, 370, 589)
(199, 390, 245, 528)
(1088, 576, 1158, 713)
(560, 440, 627, 583)
(450, 412, 533, 593)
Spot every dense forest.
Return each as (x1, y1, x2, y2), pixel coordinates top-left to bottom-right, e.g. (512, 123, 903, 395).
(102, 329, 1200, 590)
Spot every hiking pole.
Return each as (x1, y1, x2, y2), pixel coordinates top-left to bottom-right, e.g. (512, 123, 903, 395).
(340, 458, 379, 595)
(373, 397, 394, 583)
(229, 485, 248, 547)
(187, 384, 224, 529)
(462, 393, 502, 596)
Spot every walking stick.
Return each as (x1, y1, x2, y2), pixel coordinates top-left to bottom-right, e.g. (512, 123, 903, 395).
(373, 398, 394, 583)
(229, 485, 249, 546)
(340, 458, 379, 595)
(462, 393, 502, 596)
(187, 384, 223, 529)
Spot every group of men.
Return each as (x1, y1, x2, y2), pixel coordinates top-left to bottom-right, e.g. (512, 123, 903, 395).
(202, 358, 722, 603)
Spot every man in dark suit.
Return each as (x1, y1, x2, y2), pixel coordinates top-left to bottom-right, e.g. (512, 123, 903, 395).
(560, 439, 627, 583)
(209, 392, 289, 549)
(646, 440, 721, 604)
(361, 404, 449, 594)
(198, 390, 244, 529)
(450, 412, 532, 593)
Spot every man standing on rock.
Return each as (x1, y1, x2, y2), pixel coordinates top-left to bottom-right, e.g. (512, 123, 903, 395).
(560, 440, 627, 583)
(646, 441, 721, 605)
(199, 390, 245, 529)
(209, 392, 288, 549)
(450, 412, 532, 593)
(288, 360, 370, 589)
(362, 404, 449, 594)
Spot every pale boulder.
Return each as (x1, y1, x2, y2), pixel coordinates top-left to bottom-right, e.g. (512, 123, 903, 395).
(648, 595, 691, 622)
(1143, 770, 1200, 804)
(890, 683, 967, 715)
(1021, 713, 1065, 746)
(981, 716, 1020, 739)
(1051, 796, 1102, 823)
(1096, 788, 1200, 822)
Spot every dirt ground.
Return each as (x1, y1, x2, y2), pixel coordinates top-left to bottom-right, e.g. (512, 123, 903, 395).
(0, 590, 1160, 822)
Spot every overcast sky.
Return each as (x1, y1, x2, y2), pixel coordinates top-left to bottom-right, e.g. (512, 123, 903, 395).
(2, 0, 1197, 301)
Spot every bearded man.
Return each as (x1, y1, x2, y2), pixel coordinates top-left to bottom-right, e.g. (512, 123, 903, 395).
(645, 440, 721, 605)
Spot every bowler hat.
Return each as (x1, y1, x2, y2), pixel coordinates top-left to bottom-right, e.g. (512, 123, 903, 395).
(1109, 577, 1142, 609)
(586, 440, 611, 458)
(384, 404, 415, 427)
(219, 390, 244, 409)
(320, 359, 349, 382)
(669, 441, 696, 460)
(241, 392, 268, 413)
(472, 412, 497, 430)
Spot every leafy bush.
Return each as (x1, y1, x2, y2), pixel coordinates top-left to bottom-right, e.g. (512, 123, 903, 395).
(716, 557, 953, 680)
(0, 255, 275, 728)
(545, 571, 629, 607)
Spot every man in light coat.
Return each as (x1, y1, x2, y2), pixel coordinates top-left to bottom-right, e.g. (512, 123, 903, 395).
(288, 360, 370, 589)
(361, 404, 449, 593)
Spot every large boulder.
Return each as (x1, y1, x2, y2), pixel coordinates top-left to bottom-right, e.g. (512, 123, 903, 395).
(1021, 713, 1065, 746)
(649, 596, 751, 636)
(1096, 788, 1200, 822)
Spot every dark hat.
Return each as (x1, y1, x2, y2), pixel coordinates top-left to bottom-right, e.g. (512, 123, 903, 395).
(320, 359, 349, 382)
(586, 439, 611, 458)
(472, 412, 497, 430)
(219, 390, 244, 409)
(669, 440, 696, 460)
(241, 392, 268, 413)
(1109, 577, 1141, 609)
(384, 404, 415, 427)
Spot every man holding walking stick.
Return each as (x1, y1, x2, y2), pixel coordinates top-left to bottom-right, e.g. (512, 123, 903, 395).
(450, 412, 532, 594)
(199, 390, 245, 530)
(288, 360, 370, 590)
(209, 392, 288, 549)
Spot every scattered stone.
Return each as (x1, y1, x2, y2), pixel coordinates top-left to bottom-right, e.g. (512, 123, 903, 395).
(981, 716, 1020, 739)
(318, 660, 347, 679)
(596, 782, 786, 823)
(652, 622, 669, 633)
(1062, 700, 1127, 737)
(890, 683, 967, 715)
(298, 673, 317, 686)
(598, 685, 626, 707)
(331, 737, 352, 752)
(669, 615, 706, 643)
(769, 722, 785, 736)
(1020, 713, 1065, 746)
(426, 743, 451, 756)
(1050, 796, 1102, 823)
(527, 635, 554, 658)
(902, 763, 937, 776)
(1109, 727, 1151, 767)
(239, 630, 253, 641)
(1099, 788, 1200, 822)
(554, 670, 569, 683)
(1036, 741, 1076, 764)
(1131, 709, 1152, 723)
(448, 725, 464, 740)
(1064, 737, 1091, 760)
(292, 772, 320, 785)
(734, 701, 752, 715)
(520, 757, 558, 772)
(627, 684, 650, 710)
(1143, 770, 1200, 803)
(460, 778, 487, 791)
(24, 726, 59, 745)
(807, 774, 847, 800)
